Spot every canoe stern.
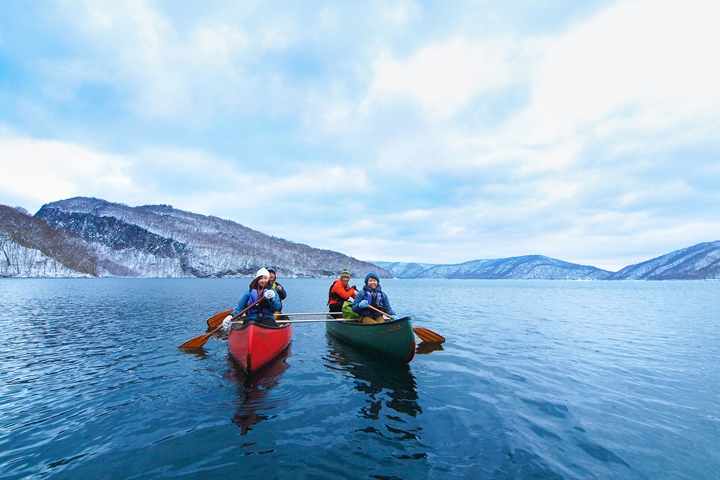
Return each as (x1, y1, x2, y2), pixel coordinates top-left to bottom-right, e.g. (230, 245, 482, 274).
(228, 322, 292, 374)
(326, 316, 415, 363)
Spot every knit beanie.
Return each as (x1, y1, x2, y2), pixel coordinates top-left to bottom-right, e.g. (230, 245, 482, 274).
(364, 272, 380, 285)
(340, 268, 351, 279)
(255, 267, 270, 279)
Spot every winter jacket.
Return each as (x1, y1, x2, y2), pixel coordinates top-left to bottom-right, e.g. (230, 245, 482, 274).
(328, 279, 357, 306)
(351, 285, 395, 318)
(233, 287, 282, 321)
(270, 281, 287, 301)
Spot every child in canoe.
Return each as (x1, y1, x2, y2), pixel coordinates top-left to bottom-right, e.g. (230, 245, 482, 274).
(351, 272, 395, 324)
(224, 268, 282, 328)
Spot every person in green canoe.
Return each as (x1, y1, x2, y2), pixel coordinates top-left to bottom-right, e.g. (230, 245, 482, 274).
(351, 272, 395, 324)
(328, 268, 358, 317)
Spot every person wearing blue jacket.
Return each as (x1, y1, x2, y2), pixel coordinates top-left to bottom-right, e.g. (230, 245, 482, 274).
(351, 272, 395, 324)
(223, 267, 282, 328)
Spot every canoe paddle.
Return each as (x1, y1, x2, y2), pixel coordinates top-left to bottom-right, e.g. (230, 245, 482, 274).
(207, 309, 233, 328)
(412, 327, 445, 343)
(179, 298, 262, 349)
(366, 304, 445, 343)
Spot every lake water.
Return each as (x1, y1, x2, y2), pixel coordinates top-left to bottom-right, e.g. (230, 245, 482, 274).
(1, 278, 718, 479)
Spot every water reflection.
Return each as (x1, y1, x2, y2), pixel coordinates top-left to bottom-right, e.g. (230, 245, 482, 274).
(415, 341, 444, 355)
(179, 347, 212, 360)
(325, 335, 421, 420)
(224, 346, 291, 435)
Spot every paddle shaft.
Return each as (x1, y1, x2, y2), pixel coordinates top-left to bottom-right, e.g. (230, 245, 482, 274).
(179, 298, 262, 349)
(227, 298, 263, 323)
(207, 309, 232, 328)
(367, 304, 394, 319)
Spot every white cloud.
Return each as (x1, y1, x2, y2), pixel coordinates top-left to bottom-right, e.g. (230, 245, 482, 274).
(379, 2, 412, 26)
(53, 1, 255, 119)
(358, 0, 720, 174)
(0, 134, 132, 210)
(521, 0, 720, 144)
(362, 36, 526, 118)
(0, 131, 372, 242)
(0, 133, 252, 215)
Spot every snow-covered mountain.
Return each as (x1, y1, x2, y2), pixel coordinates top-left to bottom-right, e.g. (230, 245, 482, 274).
(609, 241, 720, 280)
(0, 205, 99, 277)
(376, 242, 720, 280)
(375, 256, 612, 280)
(28, 197, 390, 279)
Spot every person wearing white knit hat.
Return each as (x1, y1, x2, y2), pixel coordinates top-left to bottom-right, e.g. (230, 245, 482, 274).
(223, 267, 281, 329)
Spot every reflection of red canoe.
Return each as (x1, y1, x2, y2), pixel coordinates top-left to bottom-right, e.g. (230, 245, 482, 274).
(228, 321, 292, 374)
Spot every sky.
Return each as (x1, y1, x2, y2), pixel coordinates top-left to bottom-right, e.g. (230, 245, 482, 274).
(1, 0, 719, 271)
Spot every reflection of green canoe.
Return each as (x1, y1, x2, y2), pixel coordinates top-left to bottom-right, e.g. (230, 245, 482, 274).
(326, 316, 416, 363)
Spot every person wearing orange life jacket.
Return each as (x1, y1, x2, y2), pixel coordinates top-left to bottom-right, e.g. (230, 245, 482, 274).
(327, 269, 358, 317)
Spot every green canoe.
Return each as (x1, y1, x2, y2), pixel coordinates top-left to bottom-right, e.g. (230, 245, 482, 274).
(326, 316, 416, 363)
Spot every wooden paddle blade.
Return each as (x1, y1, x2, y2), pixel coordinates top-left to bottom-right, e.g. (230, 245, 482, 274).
(207, 309, 233, 328)
(413, 327, 445, 343)
(179, 325, 222, 349)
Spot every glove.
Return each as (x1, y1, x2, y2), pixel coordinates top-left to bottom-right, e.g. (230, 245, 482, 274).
(358, 300, 368, 309)
(222, 315, 233, 329)
(264, 290, 276, 300)
(351, 285, 358, 291)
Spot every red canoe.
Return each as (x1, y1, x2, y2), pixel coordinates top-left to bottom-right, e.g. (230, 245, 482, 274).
(228, 321, 293, 374)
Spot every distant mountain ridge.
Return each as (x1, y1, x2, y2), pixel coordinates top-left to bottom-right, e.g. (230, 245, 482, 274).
(376, 242, 720, 280)
(1, 197, 718, 279)
(375, 256, 612, 280)
(8, 197, 391, 278)
(608, 240, 720, 280)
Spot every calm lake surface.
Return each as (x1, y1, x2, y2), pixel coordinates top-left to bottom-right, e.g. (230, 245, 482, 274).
(1, 278, 718, 479)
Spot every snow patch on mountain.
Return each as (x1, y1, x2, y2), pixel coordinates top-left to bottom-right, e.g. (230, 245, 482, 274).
(376, 256, 612, 280)
(0, 241, 90, 277)
(609, 241, 720, 280)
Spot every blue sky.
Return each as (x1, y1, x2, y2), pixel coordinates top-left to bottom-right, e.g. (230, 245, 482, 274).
(1, 0, 719, 271)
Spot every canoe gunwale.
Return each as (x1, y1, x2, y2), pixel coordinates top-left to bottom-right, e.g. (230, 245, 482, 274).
(334, 315, 412, 327)
(230, 320, 292, 331)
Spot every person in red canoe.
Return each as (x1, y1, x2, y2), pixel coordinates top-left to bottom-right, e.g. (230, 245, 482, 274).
(327, 268, 358, 317)
(267, 268, 287, 312)
(351, 272, 395, 324)
(223, 268, 282, 328)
